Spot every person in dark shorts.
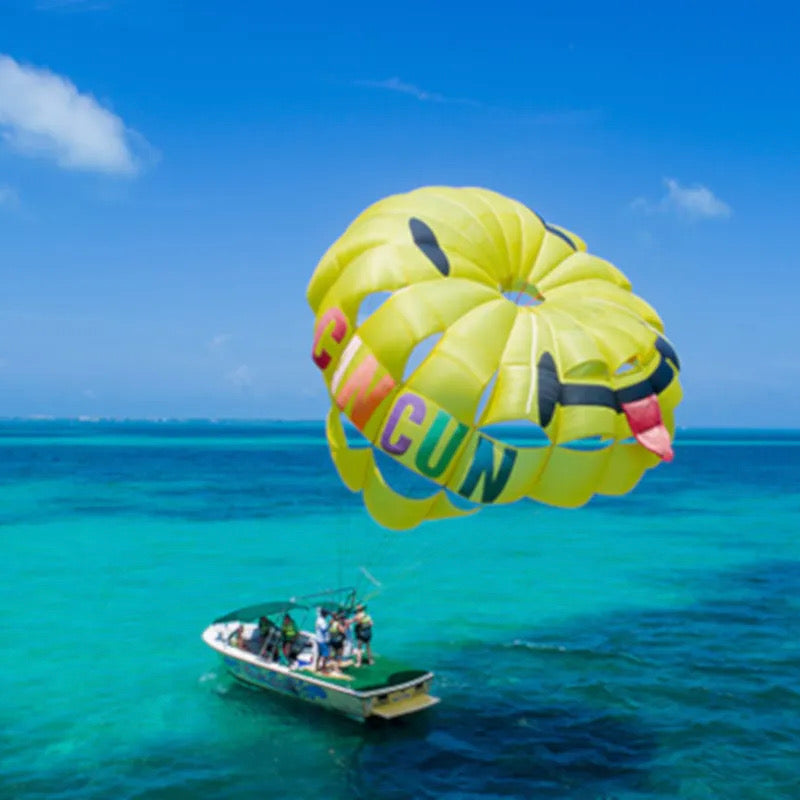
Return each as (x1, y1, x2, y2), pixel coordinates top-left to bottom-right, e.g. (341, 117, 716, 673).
(315, 608, 330, 672)
(352, 603, 373, 666)
(256, 616, 281, 661)
(329, 611, 347, 667)
(280, 613, 300, 664)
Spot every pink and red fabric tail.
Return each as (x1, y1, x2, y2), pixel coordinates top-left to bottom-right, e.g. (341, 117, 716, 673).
(621, 394, 674, 462)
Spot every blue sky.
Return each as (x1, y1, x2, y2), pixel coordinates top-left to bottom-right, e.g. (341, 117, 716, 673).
(0, 0, 798, 425)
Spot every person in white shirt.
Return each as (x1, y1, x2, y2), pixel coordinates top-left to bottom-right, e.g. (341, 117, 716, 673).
(314, 608, 330, 672)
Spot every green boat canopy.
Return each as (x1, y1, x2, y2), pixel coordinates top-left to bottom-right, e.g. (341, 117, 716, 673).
(213, 600, 309, 624)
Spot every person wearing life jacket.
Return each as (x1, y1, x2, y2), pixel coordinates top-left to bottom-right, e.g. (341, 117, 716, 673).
(255, 615, 281, 661)
(352, 603, 374, 667)
(228, 624, 247, 650)
(256, 615, 270, 654)
(281, 613, 299, 664)
(328, 610, 347, 667)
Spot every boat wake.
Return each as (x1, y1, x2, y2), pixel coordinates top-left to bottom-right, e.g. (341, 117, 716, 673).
(509, 639, 567, 653)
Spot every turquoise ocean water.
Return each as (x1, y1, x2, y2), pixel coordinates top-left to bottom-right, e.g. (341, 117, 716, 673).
(1, 421, 798, 799)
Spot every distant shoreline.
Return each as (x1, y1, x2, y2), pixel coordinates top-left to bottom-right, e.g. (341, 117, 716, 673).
(0, 418, 798, 436)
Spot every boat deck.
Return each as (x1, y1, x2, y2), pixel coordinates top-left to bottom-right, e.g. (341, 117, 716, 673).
(307, 657, 430, 693)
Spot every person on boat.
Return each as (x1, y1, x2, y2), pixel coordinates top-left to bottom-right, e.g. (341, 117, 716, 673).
(228, 624, 247, 650)
(256, 616, 281, 661)
(352, 604, 373, 666)
(280, 612, 299, 664)
(329, 611, 347, 667)
(255, 616, 270, 652)
(314, 608, 330, 672)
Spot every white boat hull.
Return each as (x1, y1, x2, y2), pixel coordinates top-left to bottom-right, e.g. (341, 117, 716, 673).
(203, 622, 439, 722)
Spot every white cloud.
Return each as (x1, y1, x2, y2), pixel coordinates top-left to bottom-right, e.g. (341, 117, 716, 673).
(0, 53, 139, 174)
(632, 178, 731, 220)
(663, 178, 731, 219)
(355, 78, 602, 126)
(355, 77, 480, 107)
(227, 364, 253, 389)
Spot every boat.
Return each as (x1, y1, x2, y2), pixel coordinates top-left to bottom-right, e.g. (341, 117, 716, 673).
(201, 588, 440, 722)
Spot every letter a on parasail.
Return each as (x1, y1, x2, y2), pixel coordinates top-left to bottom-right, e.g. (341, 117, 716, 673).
(307, 187, 682, 530)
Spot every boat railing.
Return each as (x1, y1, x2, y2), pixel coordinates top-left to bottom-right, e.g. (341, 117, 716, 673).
(291, 586, 358, 612)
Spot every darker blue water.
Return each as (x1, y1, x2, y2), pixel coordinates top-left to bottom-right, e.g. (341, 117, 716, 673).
(1, 422, 798, 799)
(2, 422, 800, 522)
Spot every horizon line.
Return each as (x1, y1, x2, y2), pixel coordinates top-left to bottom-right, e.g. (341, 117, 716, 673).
(1, 416, 798, 432)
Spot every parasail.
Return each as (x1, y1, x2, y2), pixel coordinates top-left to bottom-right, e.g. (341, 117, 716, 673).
(307, 187, 682, 530)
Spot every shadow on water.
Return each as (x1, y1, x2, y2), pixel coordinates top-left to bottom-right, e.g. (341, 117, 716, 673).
(348, 703, 656, 800)
(202, 659, 659, 800)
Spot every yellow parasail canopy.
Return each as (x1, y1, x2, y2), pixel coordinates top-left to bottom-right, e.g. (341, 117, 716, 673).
(308, 186, 682, 530)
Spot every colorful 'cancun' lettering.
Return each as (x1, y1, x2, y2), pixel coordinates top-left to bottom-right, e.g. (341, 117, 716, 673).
(415, 411, 469, 480)
(380, 393, 425, 455)
(456, 435, 517, 503)
(334, 352, 395, 431)
(312, 307, 348, 370)
(312, 315, 518, 502)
